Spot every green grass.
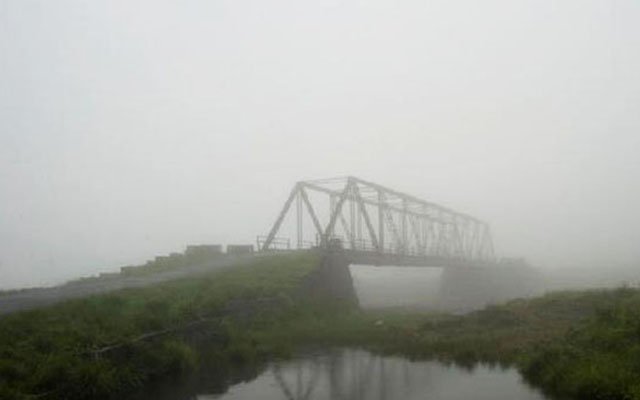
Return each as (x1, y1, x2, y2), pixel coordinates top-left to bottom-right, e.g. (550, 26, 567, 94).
(283, 287, 640, 400)
(239, 285, 640, 400)
(520, 287, 640, 400)
(2, 253, 640, 400)
(0, 252, 321, 400)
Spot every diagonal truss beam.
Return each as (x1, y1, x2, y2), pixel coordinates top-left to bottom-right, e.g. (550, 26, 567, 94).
(299, 187, 323, 239)
(261, 177, 495, 262)
(262, 183, 300, 250)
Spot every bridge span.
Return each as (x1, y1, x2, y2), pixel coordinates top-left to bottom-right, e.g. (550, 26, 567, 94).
(257, 177, 539, 308)
(259, 176, 497, 269)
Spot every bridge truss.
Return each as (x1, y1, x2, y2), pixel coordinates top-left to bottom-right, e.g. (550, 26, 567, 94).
(259, 177, 495, 262)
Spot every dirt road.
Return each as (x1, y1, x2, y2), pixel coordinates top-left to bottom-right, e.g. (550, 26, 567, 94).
(0, 254, 258, 316)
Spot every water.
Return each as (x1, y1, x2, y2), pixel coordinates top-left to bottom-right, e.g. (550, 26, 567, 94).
(196, 349, 547, 400)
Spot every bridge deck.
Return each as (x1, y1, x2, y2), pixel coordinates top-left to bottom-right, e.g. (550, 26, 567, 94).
(343, 249, 498, 269)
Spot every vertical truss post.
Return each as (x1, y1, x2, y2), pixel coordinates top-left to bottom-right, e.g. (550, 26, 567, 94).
(338, 210, 353, 247)
(323, 182, 351, 247)
(296, 190, 303, 249)
(409, 214, 422, 255)
(357, 203, 362, 249)
(352, 180, 380, 251)
(452, 219, 462, 258)
(378, 191, 385, 253)
(383, 207, 402, 252)
(401, 199, 408, 254)
(349, 191, 356, 249)
(437, 210, 447, 256)
(421, 204, 429, 255)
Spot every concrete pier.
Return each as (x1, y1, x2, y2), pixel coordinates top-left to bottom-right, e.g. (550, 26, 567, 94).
(300, 251, 359, 306)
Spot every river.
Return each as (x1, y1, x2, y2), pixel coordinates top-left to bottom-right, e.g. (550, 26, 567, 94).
(192, 348, 547, 400)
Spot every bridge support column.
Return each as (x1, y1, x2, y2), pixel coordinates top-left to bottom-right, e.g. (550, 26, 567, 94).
(300, 251, 359, 306)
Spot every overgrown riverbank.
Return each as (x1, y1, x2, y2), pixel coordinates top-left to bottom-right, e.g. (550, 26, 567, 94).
(1, 253, 640, 400)
(0, 253, 329, 399)
(292, 287, 640, 400)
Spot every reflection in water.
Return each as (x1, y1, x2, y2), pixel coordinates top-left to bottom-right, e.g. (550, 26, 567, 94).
(199, 349, 547, 400)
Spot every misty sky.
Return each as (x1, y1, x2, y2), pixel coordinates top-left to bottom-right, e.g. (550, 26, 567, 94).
(1, 1, 639, 289)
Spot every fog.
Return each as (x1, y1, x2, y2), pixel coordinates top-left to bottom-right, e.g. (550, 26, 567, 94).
(1, 1, 639, 290)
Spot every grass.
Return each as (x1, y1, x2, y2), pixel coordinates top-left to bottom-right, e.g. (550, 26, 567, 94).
(2, 252, 640, 400)
(282, 287, 640, 400)
(0, 252, 322, 400)
(229, 285, 640, 400)
(520, 288, 640, 399)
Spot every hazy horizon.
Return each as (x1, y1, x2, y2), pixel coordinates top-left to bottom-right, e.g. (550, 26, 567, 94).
(2, 0, 639, 289)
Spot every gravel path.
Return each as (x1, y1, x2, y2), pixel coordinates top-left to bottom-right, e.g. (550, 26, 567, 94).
(0, 254, 259, 316)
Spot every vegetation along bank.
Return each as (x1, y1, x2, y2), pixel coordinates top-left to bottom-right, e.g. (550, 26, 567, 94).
(1, 252, 639, 400)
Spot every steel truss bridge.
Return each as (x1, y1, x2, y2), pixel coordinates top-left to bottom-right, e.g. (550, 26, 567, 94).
(259, 177, 496, 268)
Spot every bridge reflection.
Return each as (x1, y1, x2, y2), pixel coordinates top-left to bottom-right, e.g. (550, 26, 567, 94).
(268, 349, 431, 400)
(192, 348, 544, 400)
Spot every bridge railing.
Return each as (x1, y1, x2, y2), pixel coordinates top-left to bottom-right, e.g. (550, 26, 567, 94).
(258, 234, 490, 263)
(257, 236, 291, 251)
